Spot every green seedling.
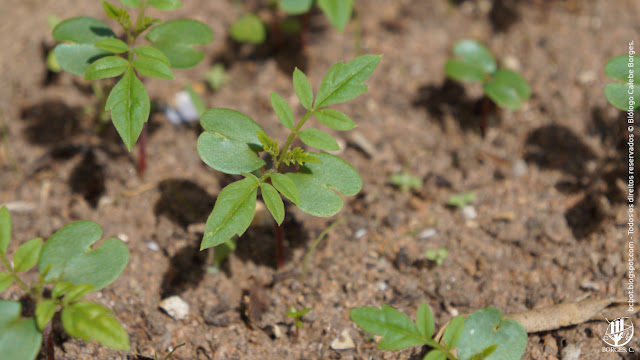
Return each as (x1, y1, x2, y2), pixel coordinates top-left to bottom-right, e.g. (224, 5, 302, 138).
(279, 0, 354, 33)
(424, 248, 448, 266)
(196, 55, 381, 266)
(52, 0, 213, 172)
(0, 206, 130, 360)
(390, 171, 422, 192)
(604, 54, 639, 111)
(447, 192, 476, 208)
(205, 63, 229, 91)
(230, 13, 267, 44)
(286, 306, 312, 336)
(350, 302, 527, 360)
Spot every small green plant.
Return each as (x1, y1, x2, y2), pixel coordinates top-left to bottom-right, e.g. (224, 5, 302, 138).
(52, 0, 213, 153)
(445, 39, 531, 112)
(286, 306, 312, 336)
(279, 0, 354, 33)
(205, 63, 230, 91)
(447, 192, 476, 208)
(230, 13, 267, 44)
(350, 303, 527, 360)
(604, 53, 639, 111)
(390, 171, 423, 192)
(196, 55, 381, 252)
(0, 206, 130, 360)
(424, 248, 448, 266)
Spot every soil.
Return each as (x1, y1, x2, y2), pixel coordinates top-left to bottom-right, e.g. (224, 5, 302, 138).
(0, 0, 638, 359)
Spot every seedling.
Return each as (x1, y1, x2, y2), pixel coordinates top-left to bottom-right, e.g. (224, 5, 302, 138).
(424, 248, 448, 266)
(286, 306, 312, 336)
(604, 54, 639, 111)
(350, 302, 527, 360)
(279, 0, 354, 33)
(390, 171, 423, 192)
(196, 55, 381, 268)
(447, 192, 476, 208)
(445, 39, 531, 135)
(205, 63, 230, 91)
(0, 206, 129, 360)
(52, 0, 213, 172)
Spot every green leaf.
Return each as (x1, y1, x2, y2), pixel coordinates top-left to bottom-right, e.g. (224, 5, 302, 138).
(468, 345, 498, 360)
(84, 56, 129, 80)
(146, 19, 213, 68)
(0, 206, 10, 254)
(452, 39, 496, 75)
(349, 304, 426, 351)
(119, 0, 140, 7)
(445, 59, 487, 82)
(64, 284, 95, 303)
(106, 68, 150, 151)
(102, 1, 120, 20)
(260, 183, 285, 225)
(416, 303, 435, 339)
(483, 69, 531, 110)
(0, 273, 12, 293)
(270, 173, 301, 204)
(313, 109, 356, 131)
(447, 192, 476, 208)
(318, 0, 353, 32)
(443, 315, 464, 349)
(458, 308, 527, 360)
(133, 57, 174, 79)
(148, 0, 183, 10)
(0, 301, 42, 360)
(293, 68, 313, 110)
(54, 44, 112, 76)
(287, 153, 361, 217)
(36, 300, 57, 331)
(134, 45, 170, 64)
(424, 350, 447, 360)
(197, 109, 266, 175)
(62, 301, 129, 350)
(52, 282, 75, 300)
(298, 128, 340, 151)
(230, 14, 266, 44)
(201, 175, 259, 249)
(315, 54, 381, 108)
(271, 92, 294, 130)
(53, 17, 116, 44)
(13, 238, 42, 273)
(605, 55, 639, 83)
(94, 38, 129, 54)
(390, 171, 422, 192)
(38, 221, 129, 291)
(605, 83, 638, 111)
(279, 0, 314, 14)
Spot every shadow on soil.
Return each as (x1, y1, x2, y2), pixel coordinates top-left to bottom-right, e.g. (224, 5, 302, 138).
(154, 179, 217, 228)
(21, 100, 82, 146)
(160, 243, 208, 298)
(69, 150, 105, 208)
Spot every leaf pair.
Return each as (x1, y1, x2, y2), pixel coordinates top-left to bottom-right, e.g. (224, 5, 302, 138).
(445, 39, 531, 110)
(279, 0, 354, 32)
(604, 55, 639, 111)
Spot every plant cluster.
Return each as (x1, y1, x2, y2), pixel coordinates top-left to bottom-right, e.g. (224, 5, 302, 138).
(0, 206, 129, 360)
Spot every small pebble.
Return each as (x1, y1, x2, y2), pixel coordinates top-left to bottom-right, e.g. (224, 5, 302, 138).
(330, 329, 355, 350)
(462, 206, 478, 221)
(159, 296, 190, 320)
(418, 228, 437, 239)
(117, 233, 129, 243)
(354, 228, 367, 239)
(503, 55, 522, 72)
(561, 344, 581, 360)
(577, 70, 596, 85)
(377, 281, 388, 292)
(146, 241, 160, 252)
(165, 90, 199, 124)
(580, 280, 600, 291)
(511, 159, 528, 178)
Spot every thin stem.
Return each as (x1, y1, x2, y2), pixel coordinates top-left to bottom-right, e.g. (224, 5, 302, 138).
(275, 111, 313, 170)
(301, 217, 344, 283)
(43, 322, 55, 360)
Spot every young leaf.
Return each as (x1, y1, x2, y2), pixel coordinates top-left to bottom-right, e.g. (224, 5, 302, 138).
(132, 57, 175, 79)
(0, 206, 10, 254)
(0, 301, 43, 360)
(201, 175, 260, 249)
(260, 183, 285, 225)
(61, 301, 129, 350)
(134, 45, 170, 65)
(452, 39, 497, 75)
(317, 0, 353, 32)
(230, 14, 266, 44)
(36, 300, 57, 331)
(416, 303, 435, 339)
(445, 59, 487, 83)
(0, 273, 12, 293)
(54, 45, 113, 76)
(483, 69, 531, 110)
(349, 304, 426, 351)
(53, 17, 116, 75)
(279, 0, 314, 15)
(457, 308, 527, 360)
(94, 38, 129, 54)
(270, 173, 300, 205)
(287, 153, 362, 217)
(313, 109, 356, 130)
(12, 238, 42, 273)
(197, 109, 266, 175)
(442, 315, 464, 349)
(605, 55, 639, 83)
(298, 128, 340, 151)
(64, 284, 95, 303)
(604, 55, 639, 111)
(605, 83, 638, 111)
(447, 192, 476, 208)
(105, 68, 150, 151)
(84, 56, 130, 80)
(148, 0, 183, 11)
(271, 92, 295, 130)
(38, 221, 129, 291)
(52, 282, 75, 300)
(314, 54, 381, 108)
(102, 1, 121, 20)
(424, 350, 447, 360)
(146, 19, 213, 68)
(118, 0, 140, 7)
(293, 68, 313, 110)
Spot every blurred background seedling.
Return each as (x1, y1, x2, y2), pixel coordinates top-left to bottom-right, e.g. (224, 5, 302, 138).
(447, 192, 476, 209)
(424, 248, 448, 266)
(390, 170, 422, 192)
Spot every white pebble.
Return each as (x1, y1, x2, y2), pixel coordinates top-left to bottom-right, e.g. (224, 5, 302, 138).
(146, 241, 160, 252)
(159, 296, 190, 320)
(418, 228, 437, 239)
(462, 206, 478, 221)
(330, 329, 355, 350)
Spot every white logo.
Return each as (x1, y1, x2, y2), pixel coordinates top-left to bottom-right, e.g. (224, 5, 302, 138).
(603, 317, 634, 347)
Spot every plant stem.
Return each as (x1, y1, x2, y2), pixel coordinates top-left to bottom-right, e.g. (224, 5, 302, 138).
(138, 123, 147, 176)
(43, 321, 55, 360)
(275, 111, 313, 170)
(301, 217, 343, 283)
(274, 223, 284, 269)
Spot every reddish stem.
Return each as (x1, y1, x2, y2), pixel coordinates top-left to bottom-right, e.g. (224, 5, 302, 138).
(43, 322, 54, 360)
(275, 224, 284, 269)
(138, 123, 147, 175)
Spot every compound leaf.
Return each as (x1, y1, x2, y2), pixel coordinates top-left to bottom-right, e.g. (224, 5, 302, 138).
(61, 301, 129, 350)
(148, 0, 183, 10)
(483, 69, 531, 110)
(315, 54, 381, 108)
(38, 221, 129, 291)
(350, 304, 426, 351)
(261, 183, 285, 225)
(318, 0, 353, 32)
(293, 68, 313, 110)
(298, 128, 340, 151)
(134, 45, 170, 64)
(201, 175, 259, 249)
(442, 315, 464, 349)
(457, 308, 527, 360)
(197, 109, 266, 175)
(271, 92, 294, 130)
(105, 68, 150, 150)
(146, 19, 213, 68)
(230, 14, 266, 44)
(0, 301, 42, 360)
(13, 238, 42, 273)
(286, 153, 361, 217)
(314, 108, 356, 130)
(35, 300, 57, 331)
(416, 303, 435, 339)
(279, 0, 313, 15)
(452, 39, 496, 75)
(94, 38, 129, 54)
(53, 17, 116, 75)
(0, 206, 10, 254)
(270, 173, 300, 205)
(132, 57, 174, 79)
(84, 56, 129, 80)
(102, 1, 120, 19)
